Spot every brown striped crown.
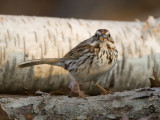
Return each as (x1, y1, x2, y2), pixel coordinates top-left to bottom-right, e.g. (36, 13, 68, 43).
(97, 29, 108, 34)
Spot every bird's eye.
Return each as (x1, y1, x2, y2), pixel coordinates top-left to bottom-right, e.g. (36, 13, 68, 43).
(108, 34, 111, 37)
(94, 34, 98, 37)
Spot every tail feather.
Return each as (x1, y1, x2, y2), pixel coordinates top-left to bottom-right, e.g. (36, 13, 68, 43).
(18, 58, 61, 68)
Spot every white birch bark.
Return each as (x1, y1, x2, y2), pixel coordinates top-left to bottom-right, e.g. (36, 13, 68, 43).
(0, 15, 160, 94)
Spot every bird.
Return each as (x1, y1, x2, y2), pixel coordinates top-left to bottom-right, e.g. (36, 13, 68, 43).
(19, 29, 118, 97)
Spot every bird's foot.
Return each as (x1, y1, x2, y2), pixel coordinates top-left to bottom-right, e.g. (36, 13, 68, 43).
(68, 81, 88, 98)
(95, 83, 113, 95)
(78, 91, 88, 98)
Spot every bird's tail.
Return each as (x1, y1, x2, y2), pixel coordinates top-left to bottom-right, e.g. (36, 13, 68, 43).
(18, 58, 62, 68)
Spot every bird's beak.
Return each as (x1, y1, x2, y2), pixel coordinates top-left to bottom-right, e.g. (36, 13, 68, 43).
(100, 34, 106, 41)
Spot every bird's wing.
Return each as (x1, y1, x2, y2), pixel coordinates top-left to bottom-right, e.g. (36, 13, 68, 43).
(63, 39, 92, 60)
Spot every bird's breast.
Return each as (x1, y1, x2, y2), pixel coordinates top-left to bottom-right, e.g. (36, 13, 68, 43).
(65, 48, 117, 82)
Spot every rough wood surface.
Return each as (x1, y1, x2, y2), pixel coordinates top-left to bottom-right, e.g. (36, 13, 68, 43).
(0, 15, 160, 94)
(0, 88, 160, 120)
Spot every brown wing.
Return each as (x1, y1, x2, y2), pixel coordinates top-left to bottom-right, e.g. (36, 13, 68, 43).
(63, 39, 91, 60)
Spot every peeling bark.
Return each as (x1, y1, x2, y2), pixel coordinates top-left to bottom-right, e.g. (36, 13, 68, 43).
(0, 15, 160, 94)
(0, 88, 160, 120)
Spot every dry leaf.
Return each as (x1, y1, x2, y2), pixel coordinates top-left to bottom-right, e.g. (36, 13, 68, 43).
(152, 68, 159, 81)
(149, 68, 160, 87)
(25, 113, 33, 120)
(0, 104, 12, 120)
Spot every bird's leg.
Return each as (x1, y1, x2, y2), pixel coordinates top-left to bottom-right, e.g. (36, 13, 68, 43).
(68, 81, 86, 98)
(76, 82, 86, 98)
(95, 83, 112, 94)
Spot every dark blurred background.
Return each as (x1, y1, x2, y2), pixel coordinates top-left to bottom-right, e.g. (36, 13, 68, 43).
(0, 0, 160, 21)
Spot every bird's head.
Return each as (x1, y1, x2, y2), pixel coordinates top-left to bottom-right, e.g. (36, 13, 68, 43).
(93, 29, 114, 44)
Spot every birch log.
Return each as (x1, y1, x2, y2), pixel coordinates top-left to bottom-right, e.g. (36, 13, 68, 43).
(0, 88, 160, 120)
(0, 15, 160, 94)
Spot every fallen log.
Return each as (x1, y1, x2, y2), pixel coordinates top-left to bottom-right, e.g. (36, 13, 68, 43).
(0, 88, 160, 120)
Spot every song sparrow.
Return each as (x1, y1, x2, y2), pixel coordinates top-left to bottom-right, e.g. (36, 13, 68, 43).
(19, 29, 118, 97)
